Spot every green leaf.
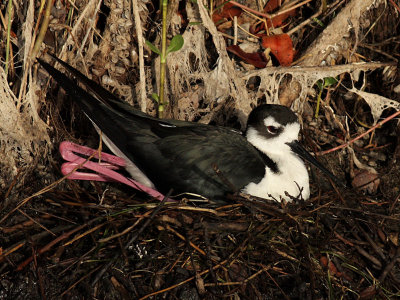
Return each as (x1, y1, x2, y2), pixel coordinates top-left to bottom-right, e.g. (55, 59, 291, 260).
(151, 93, 159, 102)
(313, 17, 325, 27)
(316, 79, 323, 91)
(146, 40, 161, 55)
(166, 35, 184, 55)
(323, 77, 338, 87)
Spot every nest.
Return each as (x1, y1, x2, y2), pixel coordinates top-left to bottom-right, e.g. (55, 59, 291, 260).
(2, 183, 400, 299)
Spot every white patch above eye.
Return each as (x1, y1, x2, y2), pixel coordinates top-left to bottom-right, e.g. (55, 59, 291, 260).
(246, 122, 300, 155)
(263, 116, 281, 128)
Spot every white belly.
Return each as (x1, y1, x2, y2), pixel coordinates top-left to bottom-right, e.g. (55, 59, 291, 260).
(243, 153, 310, 202)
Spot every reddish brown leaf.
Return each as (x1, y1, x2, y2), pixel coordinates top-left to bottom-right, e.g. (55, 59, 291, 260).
(249, 1, 296, 33)
(251, 11, 296, 34)
(351, 169, 380, 194)
(320, 256, 349, 280)
(227, 45, 268, 68)
(264, 0, 280, 12)
(320, 256, 328, 267)
(269, 11, 296, 28)
(212, 3, 242, 24)
(261, 34, 294, 66)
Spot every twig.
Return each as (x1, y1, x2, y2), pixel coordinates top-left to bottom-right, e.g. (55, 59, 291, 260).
(389, 0, 400, 13)
(32, 244, 47, 300)
(330, 206, 400, 222)
(287, 5, 323, 36)
(319, 109, 400, 155)
(139, 259, 229, 300)
(132, 0, 147, 112)
(16, 223, 88, 271)
(359, 43, 398, 62)
(219, 31, 246, 43)
(378, 246, 400, 282)
(163, 224, 206, 256)
(357, 225, 386, 261)
(0, 242, 25, 262)
(228, 0, 272, 18)
(334, 231, 355, 247)
(229, 0, 312, 19)
(3, 168, 23, 208)
(17, 208, 56, 236)
(233, 16, 238, 45)
(389, 193, 400, 214)
(203, 266, 268, 286)
(355, 245, 382, 268)
(61, 265, 102, 297)
(77, 0, 103, 59)
(63, 222, 105, 246)
(264, 266, 290, 300)
(91, 190, 171, 286)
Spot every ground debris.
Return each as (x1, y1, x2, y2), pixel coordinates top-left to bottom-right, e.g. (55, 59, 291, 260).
(1, 184, 400, 299)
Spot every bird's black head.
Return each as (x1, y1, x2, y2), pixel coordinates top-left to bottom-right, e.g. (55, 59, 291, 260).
(245, 104, 298, 138)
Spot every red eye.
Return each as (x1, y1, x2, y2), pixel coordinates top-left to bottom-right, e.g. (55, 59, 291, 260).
(267, 126, 279, 134)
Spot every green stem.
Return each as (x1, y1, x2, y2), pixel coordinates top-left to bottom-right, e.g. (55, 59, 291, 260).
(315, 85, 323, 119)
(159, 0, 168, 118)
(31, 0, 54, 60)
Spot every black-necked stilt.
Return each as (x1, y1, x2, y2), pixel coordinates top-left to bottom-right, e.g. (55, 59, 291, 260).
(38, 55, 339, 202)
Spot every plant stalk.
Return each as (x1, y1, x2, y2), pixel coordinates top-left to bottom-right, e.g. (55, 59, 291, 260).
(159, 0, 168, 118)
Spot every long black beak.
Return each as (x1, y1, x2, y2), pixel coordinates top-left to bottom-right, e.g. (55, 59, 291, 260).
(287, 140, 343, 187)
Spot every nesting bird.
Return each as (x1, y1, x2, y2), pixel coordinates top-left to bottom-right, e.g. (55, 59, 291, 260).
(38, 56, 338, 202)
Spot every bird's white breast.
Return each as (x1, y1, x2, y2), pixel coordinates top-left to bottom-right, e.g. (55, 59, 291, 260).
(243, 123, 310, 201)
(243, 152, 310, 201)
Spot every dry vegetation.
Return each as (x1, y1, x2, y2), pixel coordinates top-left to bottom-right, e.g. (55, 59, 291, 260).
(1, 0, 400, 299)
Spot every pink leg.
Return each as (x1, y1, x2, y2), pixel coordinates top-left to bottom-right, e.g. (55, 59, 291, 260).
(59, 141, 174, 202)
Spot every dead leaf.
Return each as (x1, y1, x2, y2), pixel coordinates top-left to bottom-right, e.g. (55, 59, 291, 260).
(261, 34, 295, 66)
(227, 45, 269, 68)
(351, 169, 380, 194)
(212, 2, 242, 24)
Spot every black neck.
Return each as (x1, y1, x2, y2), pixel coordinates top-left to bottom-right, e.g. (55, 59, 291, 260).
(255, 149, 279, 174)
